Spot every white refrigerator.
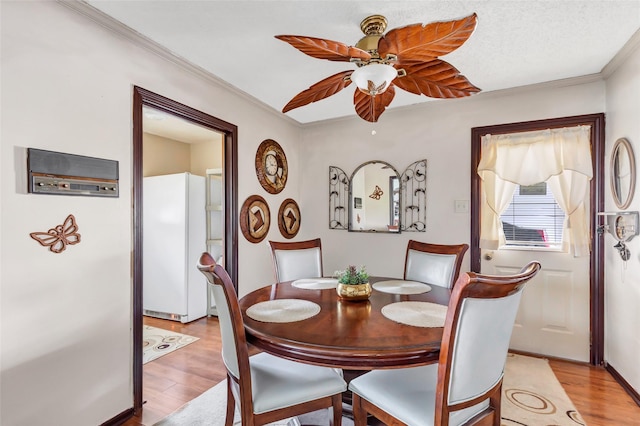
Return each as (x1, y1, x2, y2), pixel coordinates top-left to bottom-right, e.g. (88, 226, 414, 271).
(143, 172, 208, 323)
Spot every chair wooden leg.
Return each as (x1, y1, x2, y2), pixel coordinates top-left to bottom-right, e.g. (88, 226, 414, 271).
(330, 394, 343, 426)
(490, 382, 502, 426)
(351, 394, 367, 426)
(225, 378, 236, 426)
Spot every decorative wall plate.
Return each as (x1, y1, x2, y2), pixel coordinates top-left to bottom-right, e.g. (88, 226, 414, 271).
(240, 195, 270, 243)
(255, 139, 288, 194)
(278, 198, 301, 239)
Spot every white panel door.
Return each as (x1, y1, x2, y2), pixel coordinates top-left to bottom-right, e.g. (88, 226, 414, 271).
(481, 247, 590, 362)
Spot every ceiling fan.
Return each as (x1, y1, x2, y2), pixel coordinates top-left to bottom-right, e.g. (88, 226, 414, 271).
(276, 13, 481, 122)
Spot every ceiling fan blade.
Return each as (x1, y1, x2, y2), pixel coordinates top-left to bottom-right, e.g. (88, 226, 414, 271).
(282, 70, 353, 113)
(393, 59, 480, 98)
(275, 35, 372, 62)
(353, 85, 396, 122)
(378, 13, 477, 63)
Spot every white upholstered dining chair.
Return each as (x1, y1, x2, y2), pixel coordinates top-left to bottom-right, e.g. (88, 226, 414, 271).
(404, 240, 469, 289)
(269, 238, 323, 282)
(349, 261, 541, 426)
(197, 252, 346, 426)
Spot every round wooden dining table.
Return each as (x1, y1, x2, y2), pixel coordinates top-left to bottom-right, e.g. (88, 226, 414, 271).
(238, 276, 452, 371)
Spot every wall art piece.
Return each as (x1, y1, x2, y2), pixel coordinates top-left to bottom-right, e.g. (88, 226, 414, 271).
(400, 160, 427, 231)
(329, 166, 349, 230)
(328, 159, 427, 233)
(278, 198, 301, 239)
(240, 195, 270, 243)
(610, 137, 636, 210)
(255, 139, 288, 194)
(30, 214, 81, 253)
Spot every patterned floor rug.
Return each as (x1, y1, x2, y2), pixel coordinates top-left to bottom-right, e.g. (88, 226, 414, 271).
(143, 325, 199, 364)
(154, 353, 586, 425)
(501, 353, 585, 425)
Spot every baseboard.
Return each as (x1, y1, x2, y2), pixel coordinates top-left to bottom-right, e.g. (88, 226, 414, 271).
(507, 349, 592, 366)
(100, 407, 135, 426)
(605, 363, 640, 407)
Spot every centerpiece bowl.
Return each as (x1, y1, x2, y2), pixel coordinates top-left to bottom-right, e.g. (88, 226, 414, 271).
(335, 265, 371, 302)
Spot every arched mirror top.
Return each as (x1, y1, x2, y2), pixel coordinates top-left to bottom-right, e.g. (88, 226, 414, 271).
(349, 160, 400, 180)
(611, 137, 636, 210)
(349, 161, 401, 233)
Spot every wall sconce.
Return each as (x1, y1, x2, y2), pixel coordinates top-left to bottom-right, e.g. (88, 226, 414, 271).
(597, 211, 639, 261)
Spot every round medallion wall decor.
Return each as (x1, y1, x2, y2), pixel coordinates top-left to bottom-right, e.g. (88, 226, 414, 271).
(255, 139, 288, 194)
(278, 198, 301, 239)
(240, 195, 271, 243)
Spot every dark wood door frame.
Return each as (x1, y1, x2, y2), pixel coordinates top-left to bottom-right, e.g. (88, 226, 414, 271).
(470, 113, 605, 366)
(132, 86, 238, 412)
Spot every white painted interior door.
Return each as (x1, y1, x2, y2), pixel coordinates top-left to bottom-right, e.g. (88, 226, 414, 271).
(481, 245, 590, 362)
(473, 121, 600, 364)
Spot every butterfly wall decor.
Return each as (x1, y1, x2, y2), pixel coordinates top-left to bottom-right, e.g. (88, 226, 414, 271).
(369, 185, 384, 200)
(30, 214, 81, 253)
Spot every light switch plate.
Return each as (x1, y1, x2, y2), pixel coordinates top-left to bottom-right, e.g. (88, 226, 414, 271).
(454, 200, 469, 213)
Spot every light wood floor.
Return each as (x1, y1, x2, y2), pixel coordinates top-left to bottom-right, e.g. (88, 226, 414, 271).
(124, 316, 640, 426)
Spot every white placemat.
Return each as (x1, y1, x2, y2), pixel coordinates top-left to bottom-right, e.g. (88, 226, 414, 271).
(292, 278, 338, 290)
(373, 280, 432, 295)
(381, 301, 447, 328)
(245, 299, 321, 323)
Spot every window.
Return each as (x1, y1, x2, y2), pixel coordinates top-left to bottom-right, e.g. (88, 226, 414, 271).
(501, 182, 565, 248)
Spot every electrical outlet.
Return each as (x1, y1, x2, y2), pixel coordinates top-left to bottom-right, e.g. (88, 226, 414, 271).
(454, 200, 469, 213)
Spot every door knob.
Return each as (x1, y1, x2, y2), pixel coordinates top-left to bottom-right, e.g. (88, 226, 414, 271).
(484, 251, 493, 261)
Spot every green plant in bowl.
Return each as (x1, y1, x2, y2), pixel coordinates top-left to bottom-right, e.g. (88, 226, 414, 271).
(336, 265, 369, 284)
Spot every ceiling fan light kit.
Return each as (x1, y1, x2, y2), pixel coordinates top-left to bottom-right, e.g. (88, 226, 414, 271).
(276, 13, 481, 122)
(350, 63, 397, 96)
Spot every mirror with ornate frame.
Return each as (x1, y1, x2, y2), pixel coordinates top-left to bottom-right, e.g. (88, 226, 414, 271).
(329, 159, 427, 233)
(349, 160, 400, 232)
(611, 137, 636, 210)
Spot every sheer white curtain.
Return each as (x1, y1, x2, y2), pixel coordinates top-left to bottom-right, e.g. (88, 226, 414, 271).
(477, 125, 592, 255)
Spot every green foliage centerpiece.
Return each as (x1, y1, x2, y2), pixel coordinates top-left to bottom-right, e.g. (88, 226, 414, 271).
(335, 265, 372, 302)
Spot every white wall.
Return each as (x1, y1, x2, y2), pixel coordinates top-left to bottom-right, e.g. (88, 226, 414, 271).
(604, 42, 640, 395)
(299, 82, 606, 279)
(0, 2, 300, 425)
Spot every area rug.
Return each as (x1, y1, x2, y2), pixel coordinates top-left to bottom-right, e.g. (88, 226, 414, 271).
(143, 325, 199, 364)
(154, 354, 585, 425)
(153, 381, 294, 426)
(502, 353, 585, 425)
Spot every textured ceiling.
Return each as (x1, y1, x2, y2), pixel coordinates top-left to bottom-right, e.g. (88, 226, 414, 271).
(85, 1, 640, 124)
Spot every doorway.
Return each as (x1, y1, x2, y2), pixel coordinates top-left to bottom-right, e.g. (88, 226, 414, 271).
(132, 86, 238, 411)
(470, 113, 605, 366)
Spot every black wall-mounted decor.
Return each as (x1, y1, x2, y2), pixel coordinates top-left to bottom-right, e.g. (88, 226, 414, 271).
(27, 148, 119, 197)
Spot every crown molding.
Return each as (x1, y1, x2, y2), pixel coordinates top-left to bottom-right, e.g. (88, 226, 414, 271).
(57, 0, 302, 127)
(601, 28, 640, 79)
